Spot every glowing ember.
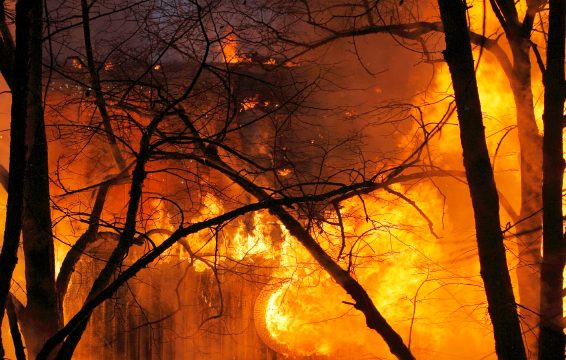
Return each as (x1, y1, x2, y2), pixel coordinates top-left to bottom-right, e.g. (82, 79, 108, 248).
(276, 168, 292, 177)
(241, 95, 260, 111)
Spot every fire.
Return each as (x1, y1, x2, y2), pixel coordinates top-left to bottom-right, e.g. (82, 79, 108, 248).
(105, 50, 527, 356)
(254, 185, 458, 358)
(276, 167, 292, 177)
(2, 3, 558, 359)
(222, 34, 250, 64)
(264, 282, 291, 337)
(231, 212, 275, 261)
(70, 57, 83, 69)
(241, 95, 260, 111)
(137, 192, 442, 357)
(152, 194, 277, 272)
(247, 22, 548, 357)
(263, 58, 276, 65)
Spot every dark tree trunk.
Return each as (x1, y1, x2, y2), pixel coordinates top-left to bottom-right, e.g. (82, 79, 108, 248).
(0, 0, 31, 356)
(437, 1, 526, 359)
(20, 0, 61, 356)
(6, 296, 26, 360)
(539, 0, 565, 358)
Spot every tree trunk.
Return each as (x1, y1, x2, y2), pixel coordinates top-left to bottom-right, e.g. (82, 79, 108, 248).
(20, 0, 61, 356)
(487, 1, 546, 356)
(437, 1, 526, 359)
(510, 40, 543, 359)
(0, 0, 31, 356)
(539, 0, 565, 358)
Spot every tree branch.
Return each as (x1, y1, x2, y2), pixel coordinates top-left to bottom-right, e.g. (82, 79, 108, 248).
(6, 294, 26, 360)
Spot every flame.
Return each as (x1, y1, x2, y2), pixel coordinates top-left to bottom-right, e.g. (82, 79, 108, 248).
(249, 14, 551, 357)
(276, 167, 292, 177)
(71, 57, 82, 69)
(256, 185, 456, 358)
(148, 194, 277, 272)
(264, 282, 292, 336)
(241, 95, 260, 111)
(263, 58, 276, 65)
(222, 34, 250, 64)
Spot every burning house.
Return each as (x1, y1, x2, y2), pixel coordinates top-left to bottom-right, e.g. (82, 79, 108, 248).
(53, 50, 322, 359)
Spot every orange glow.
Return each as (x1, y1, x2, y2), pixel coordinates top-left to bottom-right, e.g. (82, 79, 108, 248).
(241, 95, 260, 111)
(222, 34, 250, 64)
(71, 57, 83, 69)
(263, 58, 276, 65)
(276, 167, 292, 177)
(256, 185, 454, 358)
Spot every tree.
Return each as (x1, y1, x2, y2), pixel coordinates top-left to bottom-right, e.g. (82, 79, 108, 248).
(0, 0, 61, 357)
(0, 0, 33, 357)
(539, 0, 565, 358)
(437, 0, 526, 358)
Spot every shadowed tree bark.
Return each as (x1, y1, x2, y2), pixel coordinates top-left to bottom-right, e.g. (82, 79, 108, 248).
(19, 0, 62, 356)
(0, 0, 31, 356)
(539, 0, 565, 358)
(437, 0, 526, 359)
(6, 295, 26, 360)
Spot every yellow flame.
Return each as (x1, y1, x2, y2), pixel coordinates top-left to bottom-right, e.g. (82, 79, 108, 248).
(222, 34, 250, 64)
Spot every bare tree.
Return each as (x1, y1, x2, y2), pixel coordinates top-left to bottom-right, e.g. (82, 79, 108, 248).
(0, 0, 32, 357)
(437, 0, 526, 358)
(539, 0, 565, 358)
(0, 0, 63, 357)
